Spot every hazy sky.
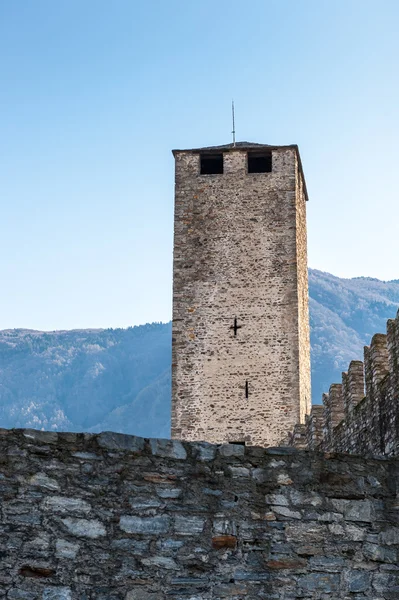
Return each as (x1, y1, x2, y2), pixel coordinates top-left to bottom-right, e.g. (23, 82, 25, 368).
(1, 0, 398, 330)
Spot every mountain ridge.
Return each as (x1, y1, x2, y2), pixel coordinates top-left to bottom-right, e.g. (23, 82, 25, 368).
(0, 268, 398, 438)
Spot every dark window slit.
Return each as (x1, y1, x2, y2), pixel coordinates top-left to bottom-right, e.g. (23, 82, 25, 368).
(200, 153, 223, 174)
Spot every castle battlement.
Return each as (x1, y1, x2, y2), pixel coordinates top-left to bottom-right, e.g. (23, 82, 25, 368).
(290, 308, 399, 456)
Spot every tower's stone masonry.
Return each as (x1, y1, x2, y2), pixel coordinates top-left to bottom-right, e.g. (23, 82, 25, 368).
(172, 142, 311, 447)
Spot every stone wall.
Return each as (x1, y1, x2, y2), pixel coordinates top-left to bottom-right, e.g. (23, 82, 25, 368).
(1, 428, 399, 599)
(172, 143, 311, 448)
(294, 309, 399, 457)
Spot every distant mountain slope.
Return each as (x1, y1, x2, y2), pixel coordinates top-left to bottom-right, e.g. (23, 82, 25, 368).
(0, 269, 398, 437)
(309, 270, 399, 401)
(0, 324, 171, 437)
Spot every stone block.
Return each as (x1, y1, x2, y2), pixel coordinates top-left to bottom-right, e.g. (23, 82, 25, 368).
(119, 515, 170, 535)
(97, 432, 144, 452)
(347, 570, 370, 593)
(42, 589, 71, 600)
(55, 539, 80, 559)
(212, 535, 237, 549)
(218, 444, 245, 458)
(149, 438, 187, 460)
(111, 538, 149, 555)
(174, 515, 205, 535)
(125, 591, 159, 600)
(28, 473, 59, 491)
(72, 452, 101, 460)
(272, 506, 301, 520)
(309, 556, 345, 572)
(8, 592, 37, 600)
(299, 573, 340, 592)
(265, 493, 289, 506)
(156, 487, 181, 499)
(192, 442, 217, 461)
(42, 496, 91, 515)
(23, 430, 58, 444)
(61, 517, 106, 539)
(141, 556, 178, 570)
(379, 527, 399, 545)
(227, 466, 250, 478)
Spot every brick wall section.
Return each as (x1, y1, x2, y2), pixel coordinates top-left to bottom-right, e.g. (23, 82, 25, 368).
(172, 144, 311, 447)
(1, 428, 399, 599)
(291, 309, 399, 456)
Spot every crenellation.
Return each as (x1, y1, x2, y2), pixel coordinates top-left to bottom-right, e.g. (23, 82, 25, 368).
(290, 311, 399, 457)
(347, 360, 365, 412)
(322, 384, 344, 451)
(342, 370, 349, 424)
(369, 333, 389, 390)
(305, 405, 323, 450)
(387, 316, 399, 388)
(289, 423, 307, 449)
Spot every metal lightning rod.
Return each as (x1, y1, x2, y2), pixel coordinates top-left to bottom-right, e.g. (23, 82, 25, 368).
(232, 100, 236, 147)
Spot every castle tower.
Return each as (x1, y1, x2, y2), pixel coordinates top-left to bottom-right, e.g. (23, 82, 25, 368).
(171, 142, 311, 447)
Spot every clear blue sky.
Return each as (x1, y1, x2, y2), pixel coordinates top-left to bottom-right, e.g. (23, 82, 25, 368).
(1, 0, 398, 330)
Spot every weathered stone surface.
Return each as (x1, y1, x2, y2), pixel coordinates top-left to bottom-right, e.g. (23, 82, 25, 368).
(23, 429, 58, 444)
(61, 517, 106, 538)
(8, 591, 37, 600)
(149, 438, 186, 460)
(379, 527, 399, 545)
(125, 591, 158, 600)
(119, 515, 170, 534)
(272, 506, 301, 519)
(0, 430, 397, 598)
(192, 442, 217, 461)
(55, 539, 80, 559)
(347, 570, 370, 592)
(141, 556, 178, 570)
(266, 558, 307, 569)
(72, 452, 101, 460)
(97, 431, 144, 452)
(331, 498, 374, 522)
(174, 515, 205, 535)
(155, 487, 181, 499)
(299, 573, 340, 592)
(43, 496, 91, 515)
(28, 473, 60, 491)
(42, 589, 71, 600)
(212, 535, 237, 549)
(218, 443, 245, 458)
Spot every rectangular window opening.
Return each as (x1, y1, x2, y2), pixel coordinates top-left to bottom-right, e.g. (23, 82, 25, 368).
(200, 153, 223, 175)
(247, 152, 272, 173)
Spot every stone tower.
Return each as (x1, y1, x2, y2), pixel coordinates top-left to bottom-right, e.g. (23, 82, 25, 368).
(171, 142, 311, 447)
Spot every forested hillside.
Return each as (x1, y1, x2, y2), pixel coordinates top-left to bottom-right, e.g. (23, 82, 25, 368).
(0, 269, 398, 438)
